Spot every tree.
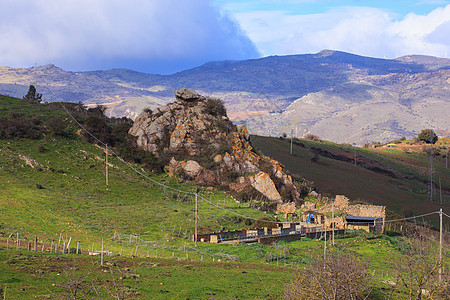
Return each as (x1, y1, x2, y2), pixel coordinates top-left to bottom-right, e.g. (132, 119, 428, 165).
(391, 231, 448, 299)
(23, 85, 42, 103)
(418, 129, 438, 144)
(285, 251, 373, 300)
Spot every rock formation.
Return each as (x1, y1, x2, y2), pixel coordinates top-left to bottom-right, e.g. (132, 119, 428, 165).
(129, 88, 301, 206)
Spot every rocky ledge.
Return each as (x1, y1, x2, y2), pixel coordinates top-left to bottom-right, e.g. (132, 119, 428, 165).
(129, 88, 301, 207)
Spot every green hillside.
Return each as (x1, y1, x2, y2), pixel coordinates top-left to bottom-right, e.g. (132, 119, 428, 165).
(251, 135, 450, 228)
(0, 95, 274, 246)
(1, 94, 449, 299)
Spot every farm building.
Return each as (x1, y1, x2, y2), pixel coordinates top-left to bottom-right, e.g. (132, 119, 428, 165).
(345, 216, 384, 233)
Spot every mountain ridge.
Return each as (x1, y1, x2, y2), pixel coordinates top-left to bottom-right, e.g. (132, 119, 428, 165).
(0, 50, 449, 144)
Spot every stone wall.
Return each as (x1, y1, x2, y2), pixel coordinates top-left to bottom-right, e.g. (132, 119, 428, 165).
(344, 204, 385, 219)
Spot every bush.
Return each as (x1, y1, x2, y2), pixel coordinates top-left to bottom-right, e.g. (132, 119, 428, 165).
(285, 251, 372, 300)
(82, 116, 113, 145)
(0, 117, 41, 139)
(304, 133, 321, 141)
(418, 129, 438, 144)
(204, 97, 227, 117)
(47, 117, 68, 136)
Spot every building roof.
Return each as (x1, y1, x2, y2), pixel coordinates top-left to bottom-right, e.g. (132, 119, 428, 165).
(345, 216, 381, 222)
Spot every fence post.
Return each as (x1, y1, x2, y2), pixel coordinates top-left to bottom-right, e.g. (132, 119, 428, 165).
(92, 243, 95, 255)
(51, 238, 54, 253)
(16, 232, 19, 250)
(101, 238, 104, 266)
(76, 241, 79, 255)
(6, 239, 9, 250)
(120, 248, 123, 256)
(34, 236, 38, 251)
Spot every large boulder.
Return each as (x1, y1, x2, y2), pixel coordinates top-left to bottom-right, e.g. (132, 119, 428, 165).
(129, 88, 301, 206)
(249, 172, 282, 203)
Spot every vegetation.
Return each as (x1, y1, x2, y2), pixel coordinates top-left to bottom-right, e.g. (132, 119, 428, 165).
(0, 94, 449, 298)
(285, 250, 372, 299)
(251, 135, 450, 228)
(22, 85, 42, 103)
(204, 97, 227, 117)
(418, 129, 438, 144)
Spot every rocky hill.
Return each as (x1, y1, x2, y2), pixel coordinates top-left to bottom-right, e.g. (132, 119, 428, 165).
(129, 88, 301, 208)
(1, 50, 449, 144)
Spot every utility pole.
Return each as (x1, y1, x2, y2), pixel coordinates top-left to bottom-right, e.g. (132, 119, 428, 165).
(106, 144, 109, 190)
(324, 219, 327, 259)
(194, 193, 198, 247)
(429, 135, 434, 201)
(332, 201, 335, 246)
(290, 129, 293, 155)
(446, 149, 448, 169)
(439, 208, 442, 281)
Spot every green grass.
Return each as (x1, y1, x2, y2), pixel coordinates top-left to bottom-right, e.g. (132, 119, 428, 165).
(1, 95, 449, 298)
(1, 230, 448, 299)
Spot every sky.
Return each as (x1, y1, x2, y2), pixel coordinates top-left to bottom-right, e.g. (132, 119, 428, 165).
(0, 0, 449, 74)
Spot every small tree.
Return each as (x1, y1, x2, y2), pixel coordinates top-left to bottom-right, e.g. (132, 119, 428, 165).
(417, 129, 438, 144)
(285, 251, 373, 300)
(23, 85, 42, 103)
(391, 231, 448, 299)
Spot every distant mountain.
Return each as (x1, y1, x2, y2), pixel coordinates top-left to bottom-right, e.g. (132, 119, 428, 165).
(1, 50, 449, 144)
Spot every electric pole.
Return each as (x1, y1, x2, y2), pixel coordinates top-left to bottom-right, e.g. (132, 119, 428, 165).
(290, 129, 293, 155)
(429, 135, 434, 201)
(194, 193, 198, 247)
(332, 201, 335, 246)
(106, 144, 109, 190)
(439, 208, 442, 281)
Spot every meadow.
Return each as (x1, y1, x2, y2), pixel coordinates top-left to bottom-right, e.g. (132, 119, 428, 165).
(1, 94, 448, 299)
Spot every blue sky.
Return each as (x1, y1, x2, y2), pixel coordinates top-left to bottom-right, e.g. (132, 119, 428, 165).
(1, 0, 449, 74)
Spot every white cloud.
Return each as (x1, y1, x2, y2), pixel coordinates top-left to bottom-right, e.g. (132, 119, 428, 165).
(0, 0, 258, 73)
(234, 4, 450, 58)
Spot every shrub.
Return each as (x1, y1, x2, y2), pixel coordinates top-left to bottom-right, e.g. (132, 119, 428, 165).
(418, 129, 438, 144)
(47, 117, 68, 136)
(304, 133, 321, 141)
(285, 251, 372, 300)
(204, 97, 227, 117)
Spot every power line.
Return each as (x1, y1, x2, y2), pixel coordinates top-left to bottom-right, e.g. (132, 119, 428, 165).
(383, 211, 440, 223)
(43, 85, 450, 227)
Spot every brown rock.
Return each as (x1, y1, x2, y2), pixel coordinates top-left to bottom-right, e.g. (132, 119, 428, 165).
(249, 172, 282, 203)
(174, 88, 205, 102)
(335, 195, 350, 208)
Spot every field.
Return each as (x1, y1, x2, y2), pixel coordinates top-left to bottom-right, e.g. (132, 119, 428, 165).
(1, 94, 449, 298)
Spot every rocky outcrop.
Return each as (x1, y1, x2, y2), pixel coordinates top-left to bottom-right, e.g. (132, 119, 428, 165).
(129, 88, 301, 205)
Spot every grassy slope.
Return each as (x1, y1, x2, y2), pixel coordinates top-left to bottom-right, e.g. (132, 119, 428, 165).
(1, 95, 448, 298)
(251, 135, 450, 227)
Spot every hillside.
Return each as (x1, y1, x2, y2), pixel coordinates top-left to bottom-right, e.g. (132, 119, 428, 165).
(1, 94, 449, 299)
(1, 50, 449, 144)
(0, 94, 279, 248)
(251, 135, 450, 228)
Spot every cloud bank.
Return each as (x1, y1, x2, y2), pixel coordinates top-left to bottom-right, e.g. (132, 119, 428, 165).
(234, 4, 450, 58)
(0, 0, 259, 74)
